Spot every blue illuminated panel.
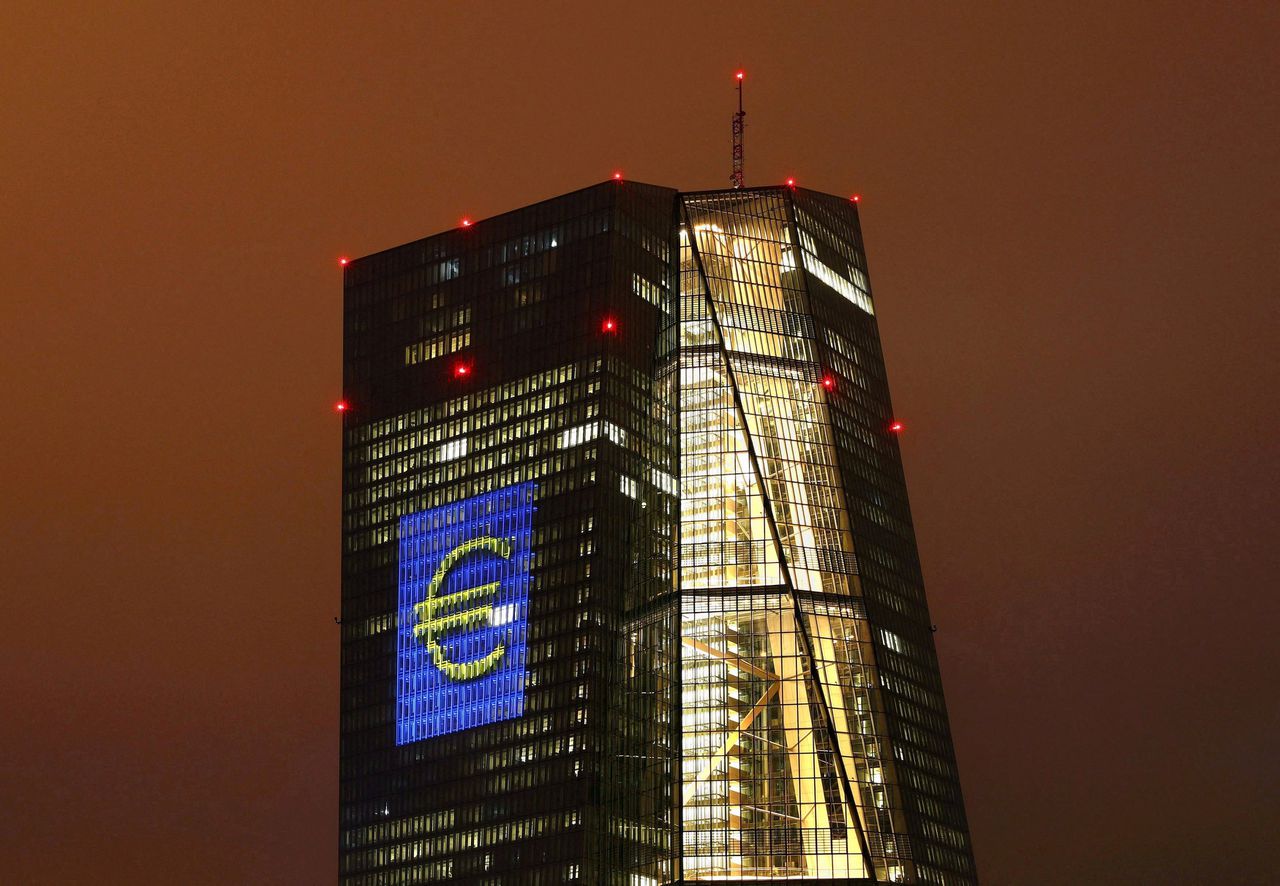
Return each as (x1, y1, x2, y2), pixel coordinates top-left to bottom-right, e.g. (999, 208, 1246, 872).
(396, 482, 535, 743)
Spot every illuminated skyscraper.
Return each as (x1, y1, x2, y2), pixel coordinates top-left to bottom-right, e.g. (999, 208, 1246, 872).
(341, 182, 976, 885)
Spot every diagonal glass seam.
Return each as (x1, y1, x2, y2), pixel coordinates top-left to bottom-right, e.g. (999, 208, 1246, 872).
(684, 214, 876, 873)
(781, 193, 912, 869)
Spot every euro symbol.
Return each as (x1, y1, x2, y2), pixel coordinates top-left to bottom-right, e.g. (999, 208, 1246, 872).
(413, 536, 513, 681)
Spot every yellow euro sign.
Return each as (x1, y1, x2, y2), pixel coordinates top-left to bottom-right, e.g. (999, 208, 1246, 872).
(413, 536, 513, 681)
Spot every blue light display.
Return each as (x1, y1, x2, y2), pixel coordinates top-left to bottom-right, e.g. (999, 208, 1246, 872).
(396, 482, 535, 743)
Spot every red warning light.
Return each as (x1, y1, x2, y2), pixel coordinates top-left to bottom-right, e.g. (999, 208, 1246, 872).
(338, 256, 350, 266)
(786, 177, 796, 188)
(602, 316, 618, 334)
(613, 171, 623, 181)
(335, 400, 348, 413)
(736, 70, 745, 81)
(889, 421, 904, 433)
(821, 376, 835, 390)
(460, 217, 472, 228)
(850, 194, 861, 204)
(453, 362, 471, 378)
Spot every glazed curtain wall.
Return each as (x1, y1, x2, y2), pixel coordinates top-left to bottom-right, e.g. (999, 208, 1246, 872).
(677, 191, 912, 883)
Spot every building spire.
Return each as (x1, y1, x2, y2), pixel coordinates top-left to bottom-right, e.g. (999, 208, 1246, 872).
(731, 70, 746, 189)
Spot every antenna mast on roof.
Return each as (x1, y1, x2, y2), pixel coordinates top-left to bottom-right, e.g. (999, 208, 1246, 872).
(731, 70, 745, 189)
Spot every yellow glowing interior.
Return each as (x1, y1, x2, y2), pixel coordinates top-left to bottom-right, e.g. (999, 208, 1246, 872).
(678, 197, 908, 882)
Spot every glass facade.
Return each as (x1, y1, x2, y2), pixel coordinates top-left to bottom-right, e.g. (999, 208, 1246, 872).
(676, 189, 973, 884)
(341, 182, 681, 885)
(341, 182, 975, 884)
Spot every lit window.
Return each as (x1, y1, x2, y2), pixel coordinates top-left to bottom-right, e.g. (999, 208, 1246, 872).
(632, 274, 664, 307)
(649, 468, 677, 495)
(437, 438, 468, 462)
(559, 422, 598, 449)
(797, 229, 874, 315)
(879, 628, 904, 653)
(558, 421, 626, 449)
(491, 603, 519, 626)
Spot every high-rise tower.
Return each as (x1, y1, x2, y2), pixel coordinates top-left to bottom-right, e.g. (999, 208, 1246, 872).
(340, 181, 976, 885)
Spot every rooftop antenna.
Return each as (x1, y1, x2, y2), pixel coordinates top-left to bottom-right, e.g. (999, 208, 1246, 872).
(731, 70, 745, 189)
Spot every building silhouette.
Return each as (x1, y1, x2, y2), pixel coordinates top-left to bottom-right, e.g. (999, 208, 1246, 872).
(340, 181, 976, 884)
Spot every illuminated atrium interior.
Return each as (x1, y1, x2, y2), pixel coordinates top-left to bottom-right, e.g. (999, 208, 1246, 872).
(678, 190, 908, 882)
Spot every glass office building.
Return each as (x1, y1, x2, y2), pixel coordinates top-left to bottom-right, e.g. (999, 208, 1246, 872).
(341, 182, 975, 884)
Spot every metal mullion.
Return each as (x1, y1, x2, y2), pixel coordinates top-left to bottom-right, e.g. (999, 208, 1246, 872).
(684, 209, 876, 875)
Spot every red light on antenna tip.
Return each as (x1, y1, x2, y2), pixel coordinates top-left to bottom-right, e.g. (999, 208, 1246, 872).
(335, 400, 348, 413)
(613, 171, 623, 181)
(786, 178, 796, 188)
(460, 217, 472, 228)
(821, 376, 835, 390)
(736, 70, 745, 80)
(889, 421, 904, 433)
(453, 362, 471, 378)
(850, 194, 861, 203)
(338, 256, 350, 266)
(602, 316, 618, 333)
